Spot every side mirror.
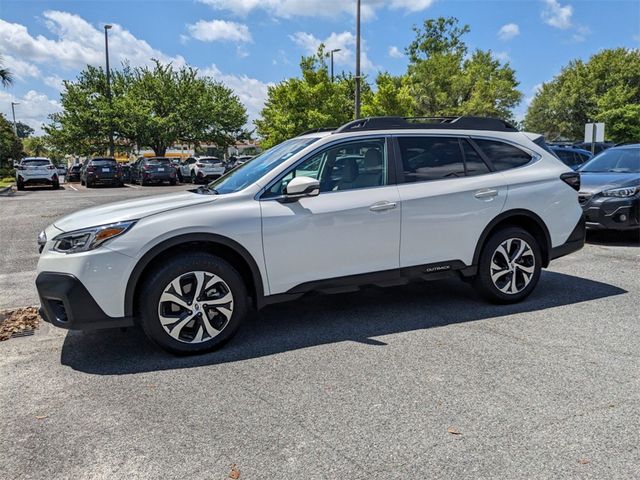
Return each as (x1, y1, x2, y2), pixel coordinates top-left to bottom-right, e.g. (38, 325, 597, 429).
(283, 176, 320, 201)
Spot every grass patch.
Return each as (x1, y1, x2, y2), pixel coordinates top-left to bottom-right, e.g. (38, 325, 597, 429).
(0, 177, 14, 188)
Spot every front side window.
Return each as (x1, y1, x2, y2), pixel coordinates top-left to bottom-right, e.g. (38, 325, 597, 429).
(579, 148, 639, 173)
(474, 139, 532, 171)
(263, 138, 387, 197)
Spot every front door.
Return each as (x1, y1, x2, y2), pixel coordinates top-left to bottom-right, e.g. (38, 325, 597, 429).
(260, 137, 401, 294)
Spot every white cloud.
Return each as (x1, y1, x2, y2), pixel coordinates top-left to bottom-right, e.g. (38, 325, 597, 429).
(388, 46, 404, 59)
(0, 11, 185, 71)
(197, 0, 433, 19)
(43, 75, 65, 92)
(541, 0, 573, 29)
(0, 90, 61, 135)
(2, 55, 41, 80)
(494, 51, 510, 62)
(572, 25, 591, 43)
(187, 19, 252, 43)
(290, 31, 378, 72)
(498, 23, 520, 41)
(199, 64, 272, 124)
(525, 83, 543, 106)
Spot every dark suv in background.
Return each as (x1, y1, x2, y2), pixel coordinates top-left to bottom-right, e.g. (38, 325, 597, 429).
(80, 158, 123, 187)
(130, 157, 177, 186)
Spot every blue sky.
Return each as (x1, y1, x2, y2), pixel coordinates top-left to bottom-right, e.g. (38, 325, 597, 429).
(1, 0, 639, 134)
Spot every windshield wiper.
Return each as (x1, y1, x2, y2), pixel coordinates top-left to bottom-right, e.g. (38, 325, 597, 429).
(195, 185, 219, 195)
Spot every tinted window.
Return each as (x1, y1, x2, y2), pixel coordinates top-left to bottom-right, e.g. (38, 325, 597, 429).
(461, 140, 491, 176)
(475, 139, 532, 171)
(90, 159, 117, 166)
(579, 148, 640, 173)
(264, 138, 387, 197)
(22, 159, 51, 166)
(147, 158, 171, 164)
(398, 137, 465, 182)
(199, 158, 220, 164)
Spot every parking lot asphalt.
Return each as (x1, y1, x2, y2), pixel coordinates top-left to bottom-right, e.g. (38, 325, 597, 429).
(1, 182, 639, 479)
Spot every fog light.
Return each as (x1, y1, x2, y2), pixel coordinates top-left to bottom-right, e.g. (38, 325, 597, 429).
(619, 214, 628, 222)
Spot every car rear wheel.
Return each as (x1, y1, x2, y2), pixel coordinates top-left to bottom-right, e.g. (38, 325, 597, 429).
(17, 180, 24, 191)
(52, 181, 60, 190)
(191, 171, 197, 184)
(473, 227, 542, 304)
(139, 252, 249, 354)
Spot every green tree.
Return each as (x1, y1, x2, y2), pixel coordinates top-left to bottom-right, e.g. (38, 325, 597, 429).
(361, 73, 413, 117)
(0, 54, 13, 88)
(405, 17, 522, 121)
(16, 122, 35, 139)
(47, 61, 248, 157)
(524, 48, 640, 142)
(23, 136, 49, 157)
(255, 46, 371, 148)
(0, 114, 23, 167)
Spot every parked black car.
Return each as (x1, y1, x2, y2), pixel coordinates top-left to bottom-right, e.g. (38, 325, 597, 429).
(550, 145, 592, 170)
(130, 157, 177, 186)
(67, 164, 82, 182)
(80, 157, 123, 187)
(578, 144, 639, 231)
(120, 163, 132, 184)
(572, 141, 615, 154)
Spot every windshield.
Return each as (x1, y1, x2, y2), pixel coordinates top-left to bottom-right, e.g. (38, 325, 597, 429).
(22, 159, 51, 166)
(208, 137, 319, 194)
(579, 148, 639, 173)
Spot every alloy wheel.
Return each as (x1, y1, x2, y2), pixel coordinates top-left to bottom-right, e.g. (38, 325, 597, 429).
(157, 271, 234, 344)
(489, 238, 536, 295)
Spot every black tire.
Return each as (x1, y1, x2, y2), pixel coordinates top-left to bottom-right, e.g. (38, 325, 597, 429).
(52, 181, 60, 190)
(169, 179, 177, 186)
(177, 171, 183, 183)
(141, 178, 148, 186)
(80, 178, 85, 186)
(17, 181, 24, 191)
(191, 172, 198, 184)
(139, 252, 249, 355)
(86, 179, 93, 188)
(473, 227, 542, 304)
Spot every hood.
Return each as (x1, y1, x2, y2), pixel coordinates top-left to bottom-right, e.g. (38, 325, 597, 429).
(54, 191, 216, 232)
(578, 172, 640, 195)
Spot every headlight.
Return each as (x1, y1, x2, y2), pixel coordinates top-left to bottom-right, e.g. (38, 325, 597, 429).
(52, 221, 136, 254)
(601, 186, 639, 198)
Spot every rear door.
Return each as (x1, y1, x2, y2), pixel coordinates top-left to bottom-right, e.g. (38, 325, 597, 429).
(395, 135, 507, 268)
(260, 137, 401, 294)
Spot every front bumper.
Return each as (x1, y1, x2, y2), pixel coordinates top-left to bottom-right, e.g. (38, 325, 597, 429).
(580, 193, 640, 231)
(36, 272, 133, 330)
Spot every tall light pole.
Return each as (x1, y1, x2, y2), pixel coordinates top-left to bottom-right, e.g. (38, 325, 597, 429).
(10, 102, 19, 135)
(354, 0, 361, 119)
(329, 48, 341, 82)
(104, 24, 114, 156)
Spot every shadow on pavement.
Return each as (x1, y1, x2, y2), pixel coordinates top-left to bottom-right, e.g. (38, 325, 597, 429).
(60, 270, 627, 375)
(586, 230, 639, 247)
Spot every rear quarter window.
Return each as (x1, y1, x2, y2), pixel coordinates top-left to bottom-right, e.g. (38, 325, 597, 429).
(474, 139, 532, 171)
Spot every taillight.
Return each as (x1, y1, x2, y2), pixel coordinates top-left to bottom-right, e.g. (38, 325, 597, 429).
(48, 165, 56, 170)
(196, 163, 204, 168)
(87, 166, 95, 172)
(561, 172, 580, 191)
(17, 165, 25, 171)
(143, 164, 151, 170)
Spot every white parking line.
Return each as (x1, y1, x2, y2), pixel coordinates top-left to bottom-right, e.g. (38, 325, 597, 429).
(124, 184, 140, 189)
(68, 184, 78, 191)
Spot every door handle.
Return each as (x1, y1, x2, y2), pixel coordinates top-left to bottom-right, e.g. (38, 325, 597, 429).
(369, 201, 397, 212)
(474, 189, 499, 199)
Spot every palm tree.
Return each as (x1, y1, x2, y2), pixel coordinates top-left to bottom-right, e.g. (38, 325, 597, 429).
(0, 54, 14, 87)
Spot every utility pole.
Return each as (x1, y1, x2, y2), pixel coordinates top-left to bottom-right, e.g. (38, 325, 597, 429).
(330, 48, 341, 82)
(10, 102, 19, 135)
(354, 0, 361, 119)
(104, 24, 114, 156)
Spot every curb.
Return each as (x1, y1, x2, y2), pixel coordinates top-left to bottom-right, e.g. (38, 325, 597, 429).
(0, 185, 14, 196)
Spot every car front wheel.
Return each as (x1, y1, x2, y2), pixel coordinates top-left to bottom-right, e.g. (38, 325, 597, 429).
(473, 227, 542, 304)
(139, 252, 249, 354)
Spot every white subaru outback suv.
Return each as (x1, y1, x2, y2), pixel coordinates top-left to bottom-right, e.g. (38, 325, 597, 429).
(36, 117, 585, 354)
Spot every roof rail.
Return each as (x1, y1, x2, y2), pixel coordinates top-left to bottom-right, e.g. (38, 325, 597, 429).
(333, 116, 518, 133)
(298, 127, 336, 136)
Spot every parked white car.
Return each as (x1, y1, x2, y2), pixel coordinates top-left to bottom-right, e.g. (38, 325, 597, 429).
(16, 157, 60, 191)
(36, 116, 585, 354)
(178, 156, 225, 183)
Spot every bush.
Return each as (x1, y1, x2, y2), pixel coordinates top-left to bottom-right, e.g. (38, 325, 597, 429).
(0, 167, 15, 178)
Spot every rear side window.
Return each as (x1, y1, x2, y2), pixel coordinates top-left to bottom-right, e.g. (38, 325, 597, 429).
(398, 137, 465, 182)
(474, 139, 532, 171)
(460, 140, 491, 176)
